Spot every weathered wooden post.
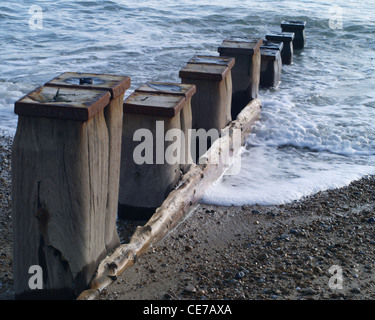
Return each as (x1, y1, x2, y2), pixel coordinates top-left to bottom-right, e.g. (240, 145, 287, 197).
(179, 55, 235, 131)
(261, 40, 284, 52)
(281, 20, 306, 49)
(218, 37, 262, 119)
(12, 85, 117, 299)
(44, 72, 131, 252)
(260, 47, 282, 88)
(179, 55, 235, 160)
(265, 32, 295, 65)
(135, 81, 196, 173)
(118, 90, 186, 220)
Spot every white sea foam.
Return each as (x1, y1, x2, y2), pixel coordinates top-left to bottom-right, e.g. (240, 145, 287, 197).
(0, 0, 374, 205)
(201, 146, 375, 206)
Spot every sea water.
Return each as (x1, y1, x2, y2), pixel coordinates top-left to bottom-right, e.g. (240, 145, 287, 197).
(1, 0, 374, 205)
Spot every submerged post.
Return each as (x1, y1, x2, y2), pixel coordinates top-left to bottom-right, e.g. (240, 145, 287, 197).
(118, 89, 188, 220)
(261, 40, 284, 52)
(281, 20, 306, 49)
(44, 72, 131, 252)
(260, 47, 282, 88)
(265, 32, 295, 65)
(12, 85, 117, 299)
(218, 37, 262, 119)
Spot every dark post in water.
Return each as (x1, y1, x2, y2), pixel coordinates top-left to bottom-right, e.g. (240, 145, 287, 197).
(179, 55, 235, 159)
(281, 20, 306, 50)
(260, 48, 282, 88)
(217, 37, 262, 119)
(265, 32, 295, 65)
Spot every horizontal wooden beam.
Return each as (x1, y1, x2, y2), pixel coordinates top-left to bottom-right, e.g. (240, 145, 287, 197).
(77, 98, 262, 300)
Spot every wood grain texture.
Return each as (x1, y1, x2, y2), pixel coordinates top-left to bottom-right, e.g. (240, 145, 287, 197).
(77, 98, 262, 300)
(12, 110, 115, 299)
(181, 73, 232, 133)
(118, 113, 182, 211)
(179, 98, 194, 173)
(103, 95, 123, 253)
(260, 50, 282, 88)
(220, 50, 261, 119)
(133, 82, 195, 174)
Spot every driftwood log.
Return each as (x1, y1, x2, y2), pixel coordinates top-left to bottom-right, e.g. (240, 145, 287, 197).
(77, 98, 262, 300)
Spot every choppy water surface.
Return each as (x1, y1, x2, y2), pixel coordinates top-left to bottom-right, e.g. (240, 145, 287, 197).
(1, 0, 374, 205)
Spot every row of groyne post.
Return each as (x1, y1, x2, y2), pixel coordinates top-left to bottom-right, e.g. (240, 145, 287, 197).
(11, 20, 306, 299)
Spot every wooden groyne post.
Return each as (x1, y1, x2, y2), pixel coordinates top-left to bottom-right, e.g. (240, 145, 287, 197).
(260, 48, 282, 88)
(118, 85, 194, 220)
(179, 55, 235, 131)
(281, 20, 306, 50)
(12, 73, 130, 299)
(265, 32, 295, 65)
(218, 37, 262, 119)
(44, 72, 131, 252)
(179, 55, 235, 160)
(261, 40, 284, 52)
(135, 82, 196, 174)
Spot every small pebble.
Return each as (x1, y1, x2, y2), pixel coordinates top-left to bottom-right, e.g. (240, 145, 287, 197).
(184, 285, 196, 294)
(302, 288, 316, 296)
(164, 293, 172, 300)
(351, 287, 361, 294)
(280, 234, 289, 240)
(257, 253, 269, 261)
(312, 266, 323, 274)
(235, 271, 245, 279)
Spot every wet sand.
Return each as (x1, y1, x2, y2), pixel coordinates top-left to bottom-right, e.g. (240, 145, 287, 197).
(99, 175, 375, 300)
(1, 135, 374, 300)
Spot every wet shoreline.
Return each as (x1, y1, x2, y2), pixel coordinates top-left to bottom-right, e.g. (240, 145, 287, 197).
(1, 135, 374, 300)
(102, 177, 375, 300)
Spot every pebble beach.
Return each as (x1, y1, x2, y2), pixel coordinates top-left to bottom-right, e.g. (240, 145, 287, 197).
(0, 136, 13, 300)
(101, 175, 375, 301)
(1, 136, 374, 300)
